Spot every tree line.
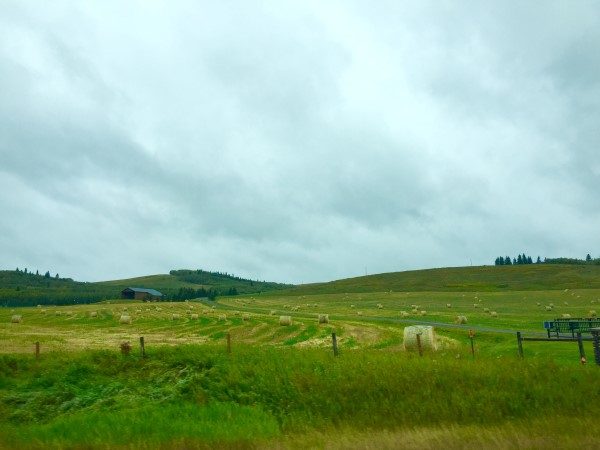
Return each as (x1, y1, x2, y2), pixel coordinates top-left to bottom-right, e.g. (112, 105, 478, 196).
(495, 253, 600, 266)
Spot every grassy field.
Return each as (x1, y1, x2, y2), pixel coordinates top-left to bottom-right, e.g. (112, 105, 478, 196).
(2, 265, 600, 448)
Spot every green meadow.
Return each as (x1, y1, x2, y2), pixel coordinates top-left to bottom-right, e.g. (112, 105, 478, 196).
(1, 265, 600, 448)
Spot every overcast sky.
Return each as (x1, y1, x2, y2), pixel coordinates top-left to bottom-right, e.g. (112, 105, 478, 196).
(1, 1, 599, 283)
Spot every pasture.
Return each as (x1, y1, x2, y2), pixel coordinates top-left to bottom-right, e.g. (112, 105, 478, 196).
(2, 269, 600, 448)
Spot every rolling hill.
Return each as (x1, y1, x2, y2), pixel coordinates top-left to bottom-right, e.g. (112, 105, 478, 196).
(283, 264, 600, 295)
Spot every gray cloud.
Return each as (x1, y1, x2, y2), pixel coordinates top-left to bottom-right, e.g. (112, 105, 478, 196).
(1, 1, 599, 283)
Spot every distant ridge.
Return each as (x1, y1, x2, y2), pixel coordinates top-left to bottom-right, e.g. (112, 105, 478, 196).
(284, 264, 600, 295)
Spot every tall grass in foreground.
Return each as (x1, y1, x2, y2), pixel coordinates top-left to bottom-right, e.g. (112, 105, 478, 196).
(1, 345, 599, 448)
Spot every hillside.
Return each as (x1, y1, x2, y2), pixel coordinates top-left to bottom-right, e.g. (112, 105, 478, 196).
(0, 269, 291, 306)
(284, 264, 600, 295)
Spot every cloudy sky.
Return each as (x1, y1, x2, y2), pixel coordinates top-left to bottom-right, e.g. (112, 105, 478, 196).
(1, 1, 599, 283)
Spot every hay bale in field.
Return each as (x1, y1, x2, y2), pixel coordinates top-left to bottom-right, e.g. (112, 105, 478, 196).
(136, 309, 142, 314)
(357, 311, 363, 316)
(455, 315, 468, 324)
(218, 314, 227, 321)
(190, 313, 199, 320)
(279, 315, 292, 326)
(490, 311, 498, 317)
(536, 302, 541, 306)
(589, 310, 597, 317)
(171, 314, 181, 320)
(545, 306, 553, 311)
(318, 314, 329, 324)
(11, 315, 22, 323)
(350, 304, 355, 308)
(55, 311, 62, 316)
(473, 304, 479, 308)
(119, 315, 132, 324)
(377, 303, 383, 309)
(242, 313, 250, 321)
(403, 325, 437, 352)
(561, 313, 571, 319)
(483, 308, 490, 313)
(420, 310, 427, 316)
(549, 303, 555, 307)
(563, 302, 569, 306)
(411, 309, 418, 314)
(400, 311, 409, 317)
(446, 303, 452, 308)
(269, 310, 276, 315)
(89, 311, 98, 318)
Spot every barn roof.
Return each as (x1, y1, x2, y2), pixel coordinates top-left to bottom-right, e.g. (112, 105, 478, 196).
(123, 287, 163, 296)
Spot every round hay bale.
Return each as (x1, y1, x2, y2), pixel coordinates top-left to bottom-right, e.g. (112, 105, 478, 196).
(279, 315, 292, 326)
(11, 314, 22, 323)
(190, 313, 199, 320)
(218, 314, 227, 321)
(446, 303, 452, 308)
(549, 303, 555, 307)
(563, 302, 569, 306)
(589, 310, 597, 317)
(357, 311, 363, 316)
(490, 311, 498, 317)
(269, 310, 276, 315)
(420, 310, 427, 316)
(400, 311, 409, 317)
(89, 311, 98, 318)
(171, 314, 181, 320)
(119, 314, 132, 324)
(455, 315, 468, 324)
(561, 313, 571, 319)
(473, 304, 479, 308)
(377, 303, 383, 309)
(242, 313, 250, 321)
(350, 304, 355, 308)
(545, 306, 553, 311)
(318, 314, 329, 324)
(403, 325, 437, 352)
(536, 302, 541, 306)
(483, 308, 490, 313)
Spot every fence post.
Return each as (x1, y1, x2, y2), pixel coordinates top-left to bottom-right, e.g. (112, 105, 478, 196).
(591, 328, 600, 366)
(517, 332, 524, 358)
(139, 336, 146, 358)
(416, 333, 423, 357)
(468, 330, 475, 358)
(332, 332, 339, 357)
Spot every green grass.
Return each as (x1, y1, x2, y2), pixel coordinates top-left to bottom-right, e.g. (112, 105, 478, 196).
(3, 264, 600, 447)
(283, 264, 600, 294)
(1, 346, 599, 448)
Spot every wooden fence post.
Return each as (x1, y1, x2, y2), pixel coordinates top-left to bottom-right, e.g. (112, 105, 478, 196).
(468, 330, 475, 358)
(332, 332, 339, 357)
(591, 328, 600, 366)
(517, 332, 524, 358)
(227, 332, 231, 354)
(140, 336, 146, 358)
(416, 333, 423, 357)
(576, 332, 586, 364)
(35, 342, 40, 359)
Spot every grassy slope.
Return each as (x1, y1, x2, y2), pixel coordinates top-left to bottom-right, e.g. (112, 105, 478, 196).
(284, 264, 600, 295)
